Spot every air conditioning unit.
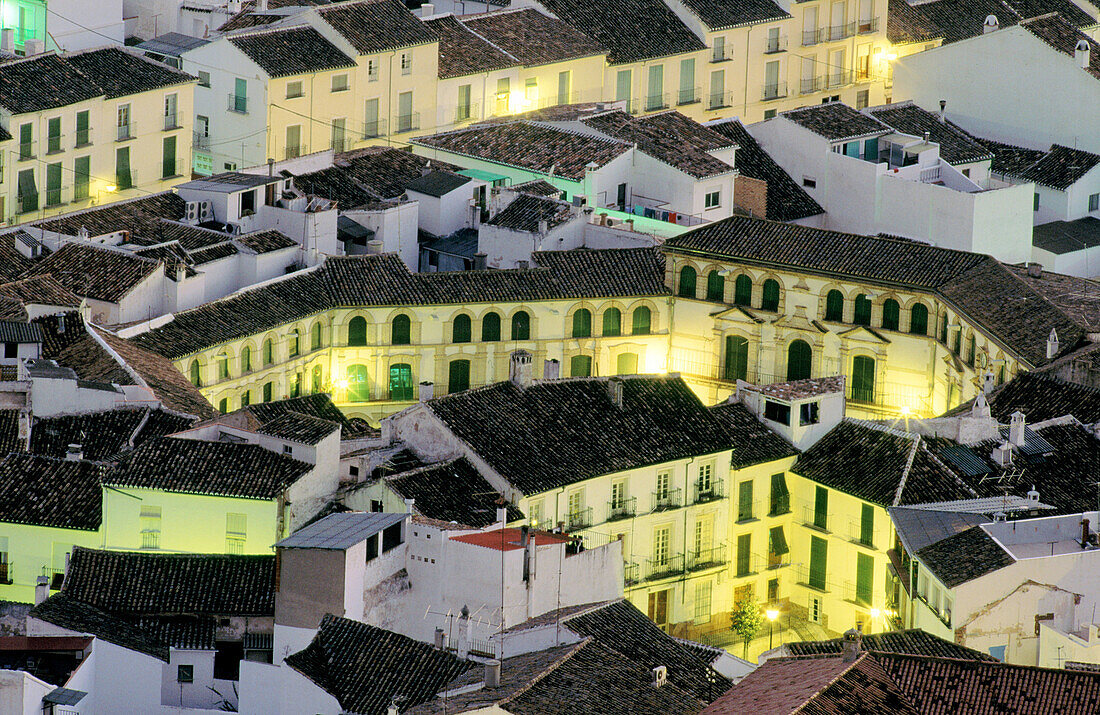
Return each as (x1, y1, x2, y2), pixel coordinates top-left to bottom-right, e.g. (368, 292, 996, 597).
(652, 665, 667, 687)
(184, 201, 200, 225)
(198, 201, 213, 223)
(227, 222, 242, 236)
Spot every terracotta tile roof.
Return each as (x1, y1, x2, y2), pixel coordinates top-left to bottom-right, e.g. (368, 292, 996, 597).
(0, 54, 102, 114)
(676, 0, 789, 30)
(333, 146, 461, 200)
(664, 216, 1088, 367)
(239, 392, 361, 435)
(582, 110, 736, 179)
(217, 11, 282, 32)
(228, 26, 357, 78)
(749, 375, 846, 401)
(1003, 266, 1100, 332)
(1020, 11, 1100, 79)
(487, 193, 575, 232)
(1017, 143, 1100, 189)
(915, 525, 1014, 587)
(0, 453, 103, 530)
(782, 102, 890, 142)
(235, 229, 297, 253)
(30, 407, 192, 462)
(317, 0, 438, 55)
(1031, 217, 1100, 256)
(34, 312, 133, 386)
(22, 243, 160, 303)
(385, 457, 523, 527)
(535, 0, 706, 63)
(31, 192, 188, 243)
(952, 371, 1100, 422)
(414, 121, 630, 180)
(105, 435, 312, 499)
(0, 233, 34, 281)
(462, 9, 605, 66)
(0, 410, 22, 454)
(405, 169, 471, 198)
(426, 376, 740, 494)
(64, 47, 195, 99)
(424, 16, 517, 79)
(30, 593, 168, 661)
(0, 275, 81, 311)
(61, 547, 275, 616)
(785, 630, 998, 661)
(284, 614, 473, 715)
(189, 242, 238, 264)
(254, 411, 339, 444)
(975, 137, 1050, 177)
(887, 0, 944, 43)
(707, 119, 824, 221)
(702, 654, 887, 714)
(512, 179, 566, 198)
(866, 102, 994, 164)
(707, 400, 799, 469)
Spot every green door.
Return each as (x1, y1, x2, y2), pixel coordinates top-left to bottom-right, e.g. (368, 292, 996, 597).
(856, 553, 873, 605)
(616, 70, 632, 112)
(448, 359, 470, 393)
(852, 355, 875, 403)
(787, 340, 812, 381)
(809, 535, 827, 590)
(724, 335, 748, 381)
(389, 363, 413, 400)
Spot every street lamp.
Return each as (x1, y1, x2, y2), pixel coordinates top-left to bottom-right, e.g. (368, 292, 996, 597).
(766, 608, 779, 650)
(869, 608, 880, 635)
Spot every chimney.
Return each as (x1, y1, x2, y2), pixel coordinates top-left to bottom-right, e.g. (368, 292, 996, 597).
(982, 371, 995, 394)
(1, 29, 13, 53)
(496, 498, 508, 526)
(227, 0, 242, 11)
(652, 665, 668, 687)
(607, 377, 624, 408)
(457, 605, 471, 658)
(421, 2, 435, 16)
(1009, 411, 1026, 447)
(484, 659, 501, 688)
(938, 100, 946, 124)
(537, 219, 549, 235)
(257, 0, 268, 9)
(66, 444, 82, 461)
(971, 391, 991, 419)
(419, 381, 434, 401)
(1028, 262, 1043, 278)
(381, 418, 394, 446)
(1082, 518, 1091, 549)
(923, 130, 930, 143)
(23, 38, 43, 56)
(543, 358, 560, 380)
(474, 253, 488, 270)
(1076, 40, 1091, 69)
(404, 497, 415, 514)
(434, 627, 445, 649)
(983, 14, 999, 33)
(1047, 328, 1060, 359)
(992, 442, 1014, 467)
(366, 239, 384, 255)
(509, 350, 533, 389)
(1026, 487, 1040, 507)
(522, 525, 535, 582)
(34, 576, 48, 605)
(841, 628, 862, 663)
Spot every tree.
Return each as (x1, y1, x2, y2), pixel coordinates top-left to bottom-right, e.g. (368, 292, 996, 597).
(730, 598, 766, 658)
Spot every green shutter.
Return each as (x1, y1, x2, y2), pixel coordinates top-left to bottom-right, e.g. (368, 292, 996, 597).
(45, 163, 61, 205)
(734, 275, 752, 305)
(882, 299, 899, 330)
(570, 354, 592, 377)
(572, 309, 591, 338)
(852, 356, 876, 403)
(813, 486, 828, 530)
(860, 504, 874, 546)
(678, 266, 696, 297)
(761, 280, 780, 311)
(706, 271, 724, 301)
(602, 308, 621, 336)
(910, 303, 928, 334)
(73, 157, 90, 201)
(854, 294, 872, 325)
(724, 335, 748, 381)
(809, 536, 827, 590)
(453, 315, 471, 343)
(482, 313, 500, 341)
(769, 526, 789, 555)
(856, 552, 873, 605)
(632, 307, 651, 335)
(448, 360, 470, 393)
(787, 340, 812, 381)
(738, 480, 753, 521)
(825, 290, 844, 321)
(736, 533, 751, 576)
(115, 147, 132, 189)
(76, 110, 89, 146)
(162, 135, 177, 179)
(389, 364, 413, 400)
(770, 473, 789, 515)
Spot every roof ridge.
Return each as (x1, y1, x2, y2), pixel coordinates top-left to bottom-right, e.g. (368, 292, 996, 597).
(455, 15, 522, 65)
(790, 652, 875, 713)
(891, 434, 922, 506)
(497, 638, 592, 707)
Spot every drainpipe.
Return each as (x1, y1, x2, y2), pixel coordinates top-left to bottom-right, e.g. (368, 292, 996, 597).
(742, 26, 752, 118)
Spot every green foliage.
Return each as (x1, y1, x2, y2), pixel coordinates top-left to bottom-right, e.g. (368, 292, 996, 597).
(729, 598, 765, 657)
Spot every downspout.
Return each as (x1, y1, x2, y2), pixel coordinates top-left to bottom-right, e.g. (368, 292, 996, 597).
(742, 26, 752, 118)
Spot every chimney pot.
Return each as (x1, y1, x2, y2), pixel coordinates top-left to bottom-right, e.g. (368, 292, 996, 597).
(434, 627, 445, 649)
(34, 576, 48, 605)
(841, 628, 862, 663)
(992, 442, 1014, 467)
(473, 253, 487, 270)
(1076, 40, 1091, 69)
(509, 350, 533, 389)
(366, 239, 384, 255)
(938, 99, 947, 123)
(543, 358, 560, 380)
(419, 380, 434, 401)
(1, 29, 13, 53)
(982, 371, 996, 394)
(1009, 411, 1026, 447)
(923, 130, 930, 142)
(65, 444, 82, 461)
(23, 38, 43, 56)
(404, 497, 415, 514)
(1047, 328, 1060, 359)
(421, 2, 435, 17)
(983, 14, 999, 33)
(607, 377, 624, 408)
(484, 659, 501, 688)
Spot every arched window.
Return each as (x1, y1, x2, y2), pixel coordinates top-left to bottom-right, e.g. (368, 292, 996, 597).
(602, 308, 621, 337)
(853, 294, 872, 326)
(216, 353, 229, 380)
(570, 355, 592, 377)
(966, 333, 976, 367)
(706, 270, 724, 301)
(312, 365, 323, 393)
(189, 359, 202, 387)
(288, 329, 300, 358)
(761, 279, 781, 311)
(632, 306, 651, 335)
(482, 312, 501, 342)
(852, 355, 876, 403)
(910, 303, 928, 335)
(952, 327, 961, 355)
(346, 364, 369, 402)
(939, 313, 949, 343)
(734, 275, 752, 306)
(241, 390, 251, 407)
(392, 314, 411, 345)
(448, 359, 470, 393)
(616, 352, 639, 375)
(240, 346, 252, 373)
(511, 311, 530, 340)
(787, 340, 812, 381)
(311, 322, 322, 350)
(389, 363, 413, 401)
(882, 299, 900, 331)
(572, 308, 592, 338)
(347, 316, 367, 346)
(262, 339, 274, 366)
(678, 266, 697, 298)
(289, 372, 301, 398)
(453, 314, 471, 343)
(825, 290, 844, 321)
(218, 397, 228, 414)
(262, 381, 274, 402)
(724, 335, 748, 381)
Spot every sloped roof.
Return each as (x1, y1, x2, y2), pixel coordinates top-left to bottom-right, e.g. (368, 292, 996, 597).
(317, 0, 438, 54)
(385, 457, 523, 528)
(0, 453, 103, 530)
(425, 15, 518, 79)
(1020, 11, 1100, 80)
(948, 371, 1100, 423)
(915, 525, 1015, 587)
(582, 110, 736, 179)
(228, 26, 356, 78)
(676, 0, 789, 29)
(782, 102, 890, 142)
(535, 0, 706, 63)
(887, 0, 945, 44)
(1017, 143, 1100, 189)
(486, 193, 575, 233)
(707, 400, 799, 469)
(786, 629, 998, 661)
(30, 407, 192, 462)
(22, 243, 161, 303)
(461, 9, 606, 66)
(866, 102, 994, 164)
(30, 594, 169, 661)
(64, 47, 195, 99)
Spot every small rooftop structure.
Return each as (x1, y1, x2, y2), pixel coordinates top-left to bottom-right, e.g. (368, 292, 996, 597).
(450, 527, 570, 552)
(276, 512, 408, 550)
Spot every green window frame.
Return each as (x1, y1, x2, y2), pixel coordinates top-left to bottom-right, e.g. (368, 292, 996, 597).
(482, 312, 501, 341)
(347, 364, 369, 402)
(616, 352, 638, 375)
(787, 340, 812, 381)
(706, 270, 724, 301)
(453, 314, 471, 343)
(262, 381, 273, 402)
(860, 503, 874, 547)
(448, 359, 470, 393)
(262, 339, 273, 366)
(162, 135, 177, 179)
(825, 289, 844, 321)
(854, 294, 872, 325)
(761, 279, 780, 311)
(769, 473, 789, 515)
(602, 308, 621, 336)
(311, 322, 322, 350)
(47, 117, 61, 153)
(389, 363, 413, 400)
(856, 552, 873, 605)
(736, 533, 752, 576)
(572, 308, 592, 338)
(678, 266, 696, 298)
(73, 156, 90, 201)
(240, 346, 252, 373)
(809, 535, 827, 590)
(511, 311, 530, 340)
(570, 354, 592, 377)
(769, 526, 789, 558)
(910, 303, 928, 335)
(852, 355, 875, 403)
(75, 110, 90, 146)
(737, 480, 753, 521)
(189, 360, 201, 387)
(115, 146, 132, 190)
(347, 316, 367, 346)
(45, 162, 62, 206)
(813, 486, 828, 530)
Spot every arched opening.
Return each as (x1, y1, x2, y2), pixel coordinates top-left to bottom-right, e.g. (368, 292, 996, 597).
(734, 274, 752, 306)
(391, 314, 411, 345)
(825, 290, 844, 321)
(910, 303, 928, 335)
(312, 365, 322, 393)
(632, 306, 651, 335)
(761, 279, 780, 311)
(882, 299, 900, 331)
(572, 308, 592, 338)
(482, 312, 501, 342)
(262, 339, 274, 366)
(240, 346, 252, 373)
(602, 308, 621, 337)
(453, 314, 472, 343)
(216, 353, 229, 381)
(706, 270, 724, 301)
(347, 316, 367, 346)
(853, 294, 872, 326)
(288, 329, 300, 358)
(851, 355, 876, 403)
(389, 363, 413, 401)
(724, 335, 748, 381)
(616, 352, 639, 374)
(347, 364, 369, 402)
(511, 311, 531, 340)
(311, 322, 323, 350)
(787, 340, 812, 381)
(678, 266, 697, 298)
(448, 359, 471, 393)
(189, 359, 202, 387)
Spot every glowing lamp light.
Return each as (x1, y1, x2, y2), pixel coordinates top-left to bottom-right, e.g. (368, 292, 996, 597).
(870, 608, 881, 618)
(765, 609, 779, 622)
(104, 185, 118, 193)
(885, 52, 898, 61)
(334, 378, 349, 390)
(900, 405, 911, 416)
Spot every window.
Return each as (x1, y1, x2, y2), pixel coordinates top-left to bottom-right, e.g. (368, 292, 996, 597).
(648, 589, 670, 626)
(226, 513, 246, 554)
(482, 312, 501, 341)
(216, 353, 229, 380)
(400, 52, 412, 74)
(457, 84, 472, 121)
(850, 354, 877, 404)
(45, 162, 61, 206)
(809, 535, 827, 590)
(311, 322, 322, 351)
(966, 332, 976, 367)
(287, 329, 300, 358)
(802, 176, 816, 189)
(737, 480, 753, 521)
(558, 70, 571, 105)
(164, 93, 179, 130)
(655, 470, 670, 500)
(18, 122, 32, 160)
(724, 335, 748, 381)
(787, 340, 812, 381)
(367, 58, 379, 81)
(712, 35, 726, 62)
(800, 401, 819, 425)
(177, 665, 194, 683)
(734, 275, 752, 305)
(761, 279, 780, 311)
(347, 316, 367, 346)
(73, 156, 90, 201)
(939, 312, 949, 343)
(856, 552, 873, 605)
(391, 314, 411, 345)
(764, 108, 777, 119)
(602, 308, 621, 336)
(678, 266, 697, 297)
(611, 480, 627, 510)
(197, 71, 210, 87)
(448, 359, 470, 393)
(824, 289, 843, 321)
(704, 190, 720, 209)
(331, 117, 347, 153)
(632, 306, 651, 334)
(140, 505, 161, 549)
(1090, 193, 1099, 212)
(262, 338, 274, 366)
(241, 390, 251, 406)
(706, 270, 724, 301)
(364, 98, 380, 137)
(572, 308, 592, 338)
(1034, 193, 1040, 212)
(312, 365, 322, 393)
(189, 360, 202, 387)
(736, 533, 751, 576)
(117, 103, 132, 140)
(218, 398, 228, 413)
(389, 363, 413, 400)
(616, 352, 638, 374)
(524, 77, 537, 103)
(496, 77, 511, 115)
(570, 354, 592, 377)
(453, 314, 471, 343)
(17, 168, 37, 213)
(46, 117, 60, 153)
(697, 463, 713, 497)
(285, 124, 301, 159)
(856, 88, 869, 109)
(115, 147, 132, 190)
(813, 486, 828, 530)
(694, 581, 712, 620)
(853, 294, 872, 325)
(262, 381, 273, 402)
(615, 69, 632, 112)
(567, 490, 584, 524)
(240, 346, 252, 373)
(769, 473, 790, 515)
(763, 400, 790, 425)
(331, 74, 349, 92)
(646, 64, 664, 110)
(511, 311, 530, 340)
(162, 135, 177, 178)
(653, 525, 671, 565)
(882, 299, 899, 330)
(910, 302, 928, 334)
(76, 110, 90, 147)
(528, 500, 543, 527)
(768, 526, 789, 566)
(859, 503, 874, 547)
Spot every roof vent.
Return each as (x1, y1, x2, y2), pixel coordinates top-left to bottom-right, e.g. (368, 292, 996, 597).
(983, 15, 999, 33)
(1047, 328, 1060, 359)
(652, 665, 668, 687)
(982, 371, 996, 395)
(1009, 411, 1026, 447)
(842, 628, 862, 663)
(66, 444, 82, 462)
(923, 130, 930, 142)
(1076, 40, 1091, 69)
(543, 358, 560, 380)
(608, 377, 624, 408)
(509, 350, 533, 389)
(992, 442, 1014, 466)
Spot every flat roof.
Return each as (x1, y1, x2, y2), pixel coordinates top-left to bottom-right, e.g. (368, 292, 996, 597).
(178, 172, 280, 193)
(275, 512, 407, 550)
(450, 527, 570, 552)
(136, 32, 209, 56)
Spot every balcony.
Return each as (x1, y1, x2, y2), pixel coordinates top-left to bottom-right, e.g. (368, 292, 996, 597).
(331, 137, 350, 153)
(44, 184, 67, 207)
(707, 90, 735, 111)
(802, 28, 824, 46)
(363, 119, 387, 139)
(646, 554, 685, 581)
(644, 93, 669, 112)
(18, 140, 35, 161)
(624, 561, 640, 586)
(857, 17, 879, 34)
(75, 127, 91, 148)
(45, 133, 63, 154)
(194, 131, 210, 151)
(828, 22, 856, 41)
(800, 76, 824, 94)
(688, 544, 726, 572)
(0, 562, 11, 585)
(116, 122, 136, 141)
(227, 93, 249, 114)
(677, 86, 701, 106)
(164, 112, 182, 131)
(710, 46, 731, 63)
(802, 504, 829, 532)
(848, 521, 877, 549)
(161, 158, 186, 180)
(285, 144, 306, 160)
(567, 507, 593, 530)
(455, 102, 479, 123)
(42, 566, 64, 590)
(767, 550, 790, 570)
(693, 477, 724, 505)
(764, 35, 787, 53)
(394, 112, 419, 134)
(736, 499, 760, 524)
(796, 565, 832, 592)
(651, 488, 682, 513)
(762, 82, 788, 101)
(17, 191, 39, 214)
(607, 497, 637, 522)
(141, 531, 160, 549)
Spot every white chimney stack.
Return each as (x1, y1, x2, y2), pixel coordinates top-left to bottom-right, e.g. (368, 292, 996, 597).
(982, 371, 995, 394)
(257, 0, 268, 10)
(66, 444, 82, 461)
(983, 15, 999, 33)
(1047, 328, 1060, 359)
(1, 29, 13, 53)
(841, 628, 862, 663)
(543, 358, 560, 380)
(484, 660, 501, 688)
(227, 0, 242, 12)
(419, 381, 434, 401)
(1076, 40, 1091, 69)
(509, 350, 533, 389)
(1009, 411, 1026, 447)
(421, 2, 435, 16)
(34, 576, 49, 605)
(992, 442, 1013, 467)
(938, 99, 946, 124)
(404, 498, 415, 514)
(366, 239, 383, 255)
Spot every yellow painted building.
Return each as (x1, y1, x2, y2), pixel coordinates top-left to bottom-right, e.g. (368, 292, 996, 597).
(0, 46, 195, 225)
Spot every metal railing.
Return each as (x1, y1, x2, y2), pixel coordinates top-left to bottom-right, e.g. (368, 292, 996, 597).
(801, 76, 824, 94)
(828, 22, 856, 41)
(161, 158, 186, 180)
(767, 550, 790, 570)
(44, 184, 67, 207)
(394, 112, 419, 134)
(764, 35, 787, 53)
(117, 122, 135, 141)
(164, 112, 181, 131)
(363, 119, 387, 139)
(688, 544, 726, 572)
(735, 498, 759, 523)
(711, 46, 731, 62)
(646, 554, 684, 581)
(624, 561, 640, 586)
(16, 192, 38, 214)
(567, 507, 593, 530)
(796, 565, 832, 592)
(46, 133, 63, 154)
(802, 504, 829, 532)
(607, 497, 637, 522)
(693, 477, 725, 505)
(42, 566, 64, 590)
(194, 131, 210, 151)
(762, 82, 788, 101)
(644, 93, 669, 112)
(75, 127, 91, 147)
(18, 140, 35, 160)
(708, 90, 735, 110)
(734, 550, 762, 577)
(227, 93, 249, 114)
(827, 70, 855, 88)
(677, 86, 700, 105)
(848, 520, 876, 549)
(0, 563, 11, 585)
(455, 102, 479, 123)
(651, 488, 682, 512)
(285, 144, 306, 160)
(857, 17, 879, 34)
(802, 28, 824, 46)
(141, 530, 160, 549)
(331, 137, 350, 153)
